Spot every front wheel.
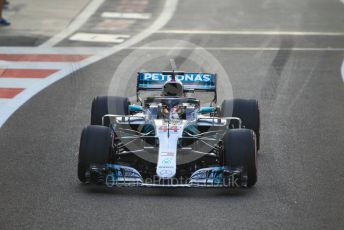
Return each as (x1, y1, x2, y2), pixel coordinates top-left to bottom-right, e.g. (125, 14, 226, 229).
(222, 129, 257, 187)
(78, 125, 113, 182)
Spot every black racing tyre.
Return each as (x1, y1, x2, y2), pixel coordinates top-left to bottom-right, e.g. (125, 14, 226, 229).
(222, 129, 257, 187)
(91, 96, 129, 126)
(78, 125, 113, 182)
(221, 99, 260, 150)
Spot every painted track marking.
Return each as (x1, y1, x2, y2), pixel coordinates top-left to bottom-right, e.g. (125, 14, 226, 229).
(69, 33, 131, 43)
(0, 88, 24, 99)
(0, 47, 105, 54)
(102, 12, 151, 19)
(127, 46, 344, 51)
(0, 79, 43, 88)
(0, 98, 9, 107)
(0, 69, 59, 78)
(341, 59, 344, 83)
(156, 30, 344, 36)
(0, 62, 82, 69)
(0, 54, 90, 62)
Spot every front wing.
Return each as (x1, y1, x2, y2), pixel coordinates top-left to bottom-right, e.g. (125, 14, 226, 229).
(85, 164, 248, 188)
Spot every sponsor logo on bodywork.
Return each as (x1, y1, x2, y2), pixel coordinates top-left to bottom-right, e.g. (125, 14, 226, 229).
(142, 73, 212, 82)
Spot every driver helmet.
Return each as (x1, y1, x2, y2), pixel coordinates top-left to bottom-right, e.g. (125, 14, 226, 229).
(161, 104, 181, 119)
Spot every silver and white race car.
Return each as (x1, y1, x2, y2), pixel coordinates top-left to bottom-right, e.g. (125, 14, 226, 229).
(78, 71, 260, 188)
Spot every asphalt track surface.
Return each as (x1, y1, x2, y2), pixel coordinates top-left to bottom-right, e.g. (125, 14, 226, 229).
(1, 0, 344, 229)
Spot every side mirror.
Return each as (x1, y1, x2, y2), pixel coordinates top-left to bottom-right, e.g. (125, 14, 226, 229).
(129, 104, 144, 112)
(199, 107, 216, 114)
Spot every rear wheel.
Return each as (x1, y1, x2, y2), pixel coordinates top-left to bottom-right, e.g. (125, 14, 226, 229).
(221, 99, 260, 150)
(91, 96, 129, 126)
(222, 129, 257, 187)
(78, 125, 113, 182)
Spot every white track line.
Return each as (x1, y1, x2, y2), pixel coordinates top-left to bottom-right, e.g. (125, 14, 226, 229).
(0, 99, 9, 108)
(0, 62, 78, 69)
(69, 33, 130, 43)
(156, 30, 344, 36)
(40, 0, 106, 47)
(102, 12, 151, 19)
(127, 46, 344, 51)
(341, 60, 344, 83)
(0, 47, 105, 54)
(0, 78, 42, 88)
(0, 0, 179, 128)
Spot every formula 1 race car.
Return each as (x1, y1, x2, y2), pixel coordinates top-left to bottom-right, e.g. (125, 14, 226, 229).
(78, 71, 260, 188)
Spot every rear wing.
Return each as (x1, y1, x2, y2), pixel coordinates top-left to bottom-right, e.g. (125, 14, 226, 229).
(137, 72, 216, 91)
(136, 71, 217, 104)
